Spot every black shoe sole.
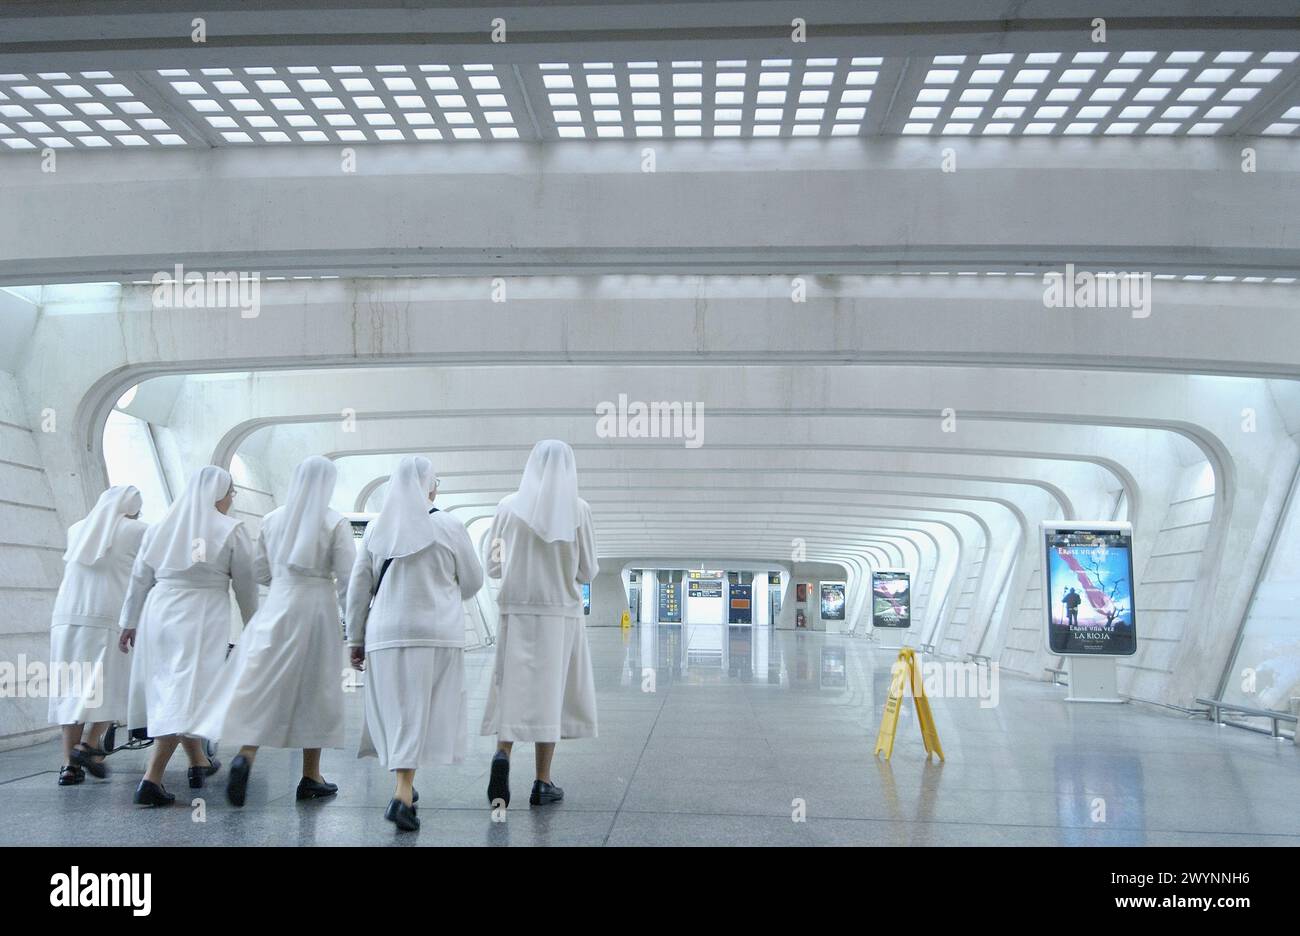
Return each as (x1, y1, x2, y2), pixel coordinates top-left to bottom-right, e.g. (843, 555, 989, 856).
(529, 793, 564, 806)
(487, 756, 510, 808)
(227, 759, 250, 808)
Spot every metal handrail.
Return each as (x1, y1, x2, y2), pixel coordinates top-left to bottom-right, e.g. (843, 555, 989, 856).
(1195, 697, 1297, 741)
(1121, 695, 1208, 718)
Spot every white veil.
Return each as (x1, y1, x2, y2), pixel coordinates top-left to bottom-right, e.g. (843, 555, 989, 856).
(139, 465, 240, 574)
(366, 455, 438, 560)
(503, 440, 581, 544)
(64, 485, 143, 566)
(266, 455, 341, 573)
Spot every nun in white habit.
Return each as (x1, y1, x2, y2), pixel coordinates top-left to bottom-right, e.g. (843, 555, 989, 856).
(345, 455, 483, 832)
(479, 439, 599, 809)
(48, 485, 147, 786)
(193, 455, 356, 807)
(119, 465, 258, 807)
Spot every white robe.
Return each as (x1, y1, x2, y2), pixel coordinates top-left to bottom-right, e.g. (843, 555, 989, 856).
(47, 517, 148, 726)
(345, 510, 483, 769)
(479, 499, 599, 742)
(122, 524, 258, 738)
(193, 512, 355, 749)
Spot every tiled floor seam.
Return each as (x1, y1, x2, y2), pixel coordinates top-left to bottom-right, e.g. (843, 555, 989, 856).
(600, 681, 672, 846)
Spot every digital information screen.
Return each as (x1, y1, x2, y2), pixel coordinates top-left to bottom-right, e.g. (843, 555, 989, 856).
(871, 570, 911, 628)
(581, 582, 591, 616)
(1043, 524, 1137, 656)
(820, 582, 846, 620)
(658, 582, 681, 623)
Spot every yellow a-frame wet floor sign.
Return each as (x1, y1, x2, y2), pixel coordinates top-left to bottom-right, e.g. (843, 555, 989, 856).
(874, 648, 944, 761)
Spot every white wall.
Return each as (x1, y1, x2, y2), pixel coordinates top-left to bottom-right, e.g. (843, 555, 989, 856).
(0, 370, 64, 750)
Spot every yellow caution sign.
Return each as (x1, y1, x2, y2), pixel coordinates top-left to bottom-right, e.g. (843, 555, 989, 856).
(873, 648, 944, 761)
(620, 609, 631, 630)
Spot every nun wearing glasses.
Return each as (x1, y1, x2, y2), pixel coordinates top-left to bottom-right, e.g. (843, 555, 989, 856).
(48, 485, 147, 786)
(345, 456, 483, 832)
(120, 465, 258, 807)
(194, 455, 356, 807)
(479, 440, 599, 810)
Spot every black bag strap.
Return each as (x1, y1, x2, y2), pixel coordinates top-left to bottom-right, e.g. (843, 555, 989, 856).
(369, 556, 395, 607)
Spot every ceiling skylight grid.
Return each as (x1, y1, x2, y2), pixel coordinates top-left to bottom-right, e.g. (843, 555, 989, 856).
(525, 57, 890, 139)
(159, 63, 524, 144)
(893, 49, 1300, 137)
(2, 51, 1299, 151)
(0, 70, 188, 150)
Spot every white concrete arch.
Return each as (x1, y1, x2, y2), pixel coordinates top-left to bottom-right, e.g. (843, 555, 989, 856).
(213, 407, 1135, 517)
(442, 495, 970, 643)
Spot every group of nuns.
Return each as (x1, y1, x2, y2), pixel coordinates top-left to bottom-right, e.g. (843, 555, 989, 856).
(47, 439, 599, 832)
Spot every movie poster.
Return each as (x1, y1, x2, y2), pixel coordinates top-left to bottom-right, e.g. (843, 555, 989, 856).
(871, 571, 911, 628)
(1043, 525, 1137, 656)
(820, 582, 846, 620)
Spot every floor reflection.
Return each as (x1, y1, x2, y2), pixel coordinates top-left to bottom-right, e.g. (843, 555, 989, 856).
(628, 621, 849, 690)
(5, 626, 1299, 846)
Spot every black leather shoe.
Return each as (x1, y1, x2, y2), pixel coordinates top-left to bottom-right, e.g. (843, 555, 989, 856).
(134, 779, 175, 807)
(188, 756, 221, 789)
(529, 780, 564, 806)
(295, 776, 338, 801)
(227, 754, 251, 807)
(71, 743, 109, 779)
(384, 798, 420, 832)
(58, 765, 85, 786)
(487, 750, 510, 808)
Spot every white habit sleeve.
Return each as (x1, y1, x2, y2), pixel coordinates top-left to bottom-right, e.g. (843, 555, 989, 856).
(344, 531, 375, 648)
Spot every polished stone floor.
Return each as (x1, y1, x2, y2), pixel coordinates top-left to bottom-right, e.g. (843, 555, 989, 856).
(2, 625, 1297, 846)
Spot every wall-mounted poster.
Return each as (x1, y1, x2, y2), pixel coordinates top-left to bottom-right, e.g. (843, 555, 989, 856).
(1042, 522, 1137, 656)
(658, 582, 681, 623)
(581, 582, 591, 616)
(728, 585, 752, 624)
(796, 583, 808, 603)
(820, 582, 846, 620)
(872, 570, 911, 628)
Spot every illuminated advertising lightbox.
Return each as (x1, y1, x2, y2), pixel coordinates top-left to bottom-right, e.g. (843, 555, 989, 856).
(871, 570, 911, 628)
(820, 583, 846, 620)
(581, 582, 591, 616)
(1042, 522, 1137, 656)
